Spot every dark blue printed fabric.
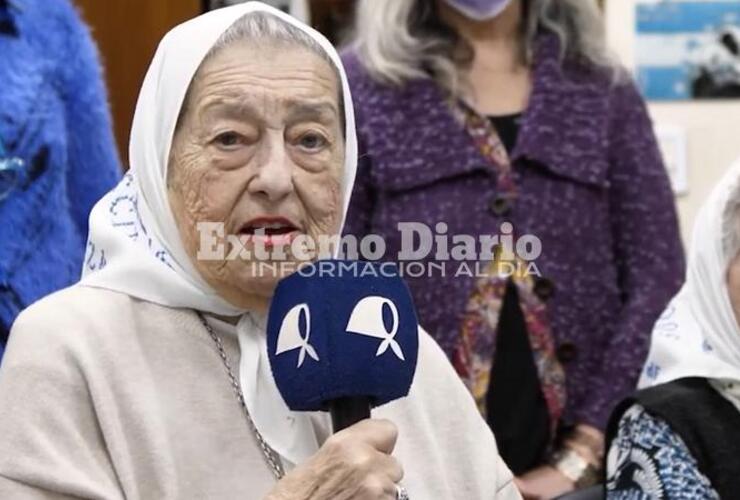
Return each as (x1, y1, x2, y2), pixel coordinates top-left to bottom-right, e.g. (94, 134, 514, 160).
(607, 405, 718, 500)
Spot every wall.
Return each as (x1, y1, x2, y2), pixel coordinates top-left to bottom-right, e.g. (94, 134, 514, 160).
(74, 0, 202, 166)
(606, 0, 740, 246)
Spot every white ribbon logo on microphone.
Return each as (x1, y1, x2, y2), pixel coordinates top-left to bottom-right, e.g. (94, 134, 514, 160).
(346, 296, 405, 361)
(276, 303, 320, 368)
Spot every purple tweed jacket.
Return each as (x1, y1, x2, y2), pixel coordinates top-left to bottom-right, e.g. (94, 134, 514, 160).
(340, 34, 685, 430)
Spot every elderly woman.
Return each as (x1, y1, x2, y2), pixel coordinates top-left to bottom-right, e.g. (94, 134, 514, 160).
(341, 0, 684, 496)
(0, 4, 520, 499)
(605, 161, 740, 499)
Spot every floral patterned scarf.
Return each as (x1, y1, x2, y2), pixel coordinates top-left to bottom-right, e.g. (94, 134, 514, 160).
(452, 103, 567, 443)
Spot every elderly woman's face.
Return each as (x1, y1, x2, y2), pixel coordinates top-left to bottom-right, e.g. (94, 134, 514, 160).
(168, 41, 344, 310)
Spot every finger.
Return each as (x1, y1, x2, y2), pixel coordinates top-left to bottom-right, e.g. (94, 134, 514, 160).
(346, 418, 399, 454)
(382, 483, 398, 500)
(514, 478, 532, 496)
(358, 475, 396, 500)
(377, 453, 404, 484)
(513, 479, 536, 500)
(377, 476, 398, 500)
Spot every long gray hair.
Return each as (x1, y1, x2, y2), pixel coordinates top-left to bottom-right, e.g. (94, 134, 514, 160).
(348, 0, 615, 94)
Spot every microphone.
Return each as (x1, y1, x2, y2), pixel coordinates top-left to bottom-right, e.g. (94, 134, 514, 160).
(266, 259, 420, 432)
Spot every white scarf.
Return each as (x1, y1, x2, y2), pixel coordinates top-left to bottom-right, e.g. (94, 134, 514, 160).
(80, 1, 358, 466)
(639, 159, 740, 412)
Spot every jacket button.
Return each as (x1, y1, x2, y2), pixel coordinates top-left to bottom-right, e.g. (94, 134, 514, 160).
(533, 277, 555, 301)
(557, 342, 578, 364)
(489, 194, 511, 216)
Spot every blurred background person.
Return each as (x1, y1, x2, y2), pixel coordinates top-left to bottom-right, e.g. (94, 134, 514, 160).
(0, 0, 121, 360)
(606, 160, 740, 499)
(341, 0, 684, 496)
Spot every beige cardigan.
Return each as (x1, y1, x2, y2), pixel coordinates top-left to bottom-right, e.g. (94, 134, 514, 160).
(0, 285, 520, 499)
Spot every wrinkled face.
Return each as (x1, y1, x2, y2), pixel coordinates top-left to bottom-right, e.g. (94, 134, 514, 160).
(168, 41, 344, 311)
(728, 251, 740, 329)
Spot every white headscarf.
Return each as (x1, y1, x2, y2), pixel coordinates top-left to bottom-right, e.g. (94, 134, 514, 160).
(80, 2, 358, 466)
(639, 159, 740, 411)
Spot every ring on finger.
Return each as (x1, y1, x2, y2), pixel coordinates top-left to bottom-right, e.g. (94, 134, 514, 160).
(395, 484, 409, 500)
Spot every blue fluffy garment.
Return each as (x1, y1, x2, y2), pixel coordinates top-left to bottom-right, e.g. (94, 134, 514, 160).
(0, 0, 121, 354)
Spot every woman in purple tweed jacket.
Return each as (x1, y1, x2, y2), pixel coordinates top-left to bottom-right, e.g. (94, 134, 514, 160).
(341, 0, 684, 497)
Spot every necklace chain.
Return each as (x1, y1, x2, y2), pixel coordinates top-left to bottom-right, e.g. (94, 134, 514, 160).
(197, 312, 285, 480)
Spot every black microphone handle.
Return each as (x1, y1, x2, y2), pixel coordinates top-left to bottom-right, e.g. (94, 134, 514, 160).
(329, 396, 372, 433)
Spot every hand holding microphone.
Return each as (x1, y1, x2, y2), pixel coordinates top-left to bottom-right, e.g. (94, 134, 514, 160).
(264, 260, 418, 500)
(266, 419, 403, 500)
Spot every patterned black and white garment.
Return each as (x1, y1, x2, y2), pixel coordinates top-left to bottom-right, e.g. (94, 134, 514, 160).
(606, 405, 719, 499)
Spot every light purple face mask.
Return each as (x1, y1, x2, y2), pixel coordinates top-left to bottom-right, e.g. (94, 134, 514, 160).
(443, 0, 514, 20)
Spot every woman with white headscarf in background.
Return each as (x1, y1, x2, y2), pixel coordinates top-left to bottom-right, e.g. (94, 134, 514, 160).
(605, 160, 740, 499)
(0, 3, 520, 499)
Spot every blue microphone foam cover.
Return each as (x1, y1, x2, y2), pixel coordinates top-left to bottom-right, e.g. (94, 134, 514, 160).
(267, 260, 420, 412)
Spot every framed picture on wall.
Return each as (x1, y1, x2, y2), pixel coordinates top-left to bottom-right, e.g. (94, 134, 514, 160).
(636, 0, 740, 100)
